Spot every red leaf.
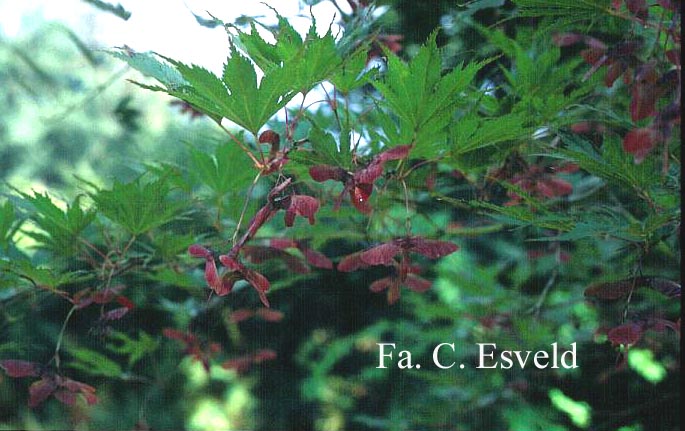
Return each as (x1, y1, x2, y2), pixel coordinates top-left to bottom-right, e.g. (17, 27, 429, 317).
(657, 0, 678, 10)
(219, 255, 242, 272)
(585, 280, 633, 300)
(641, 277, 681, 298)
(116, 296, 136, 310)
(309, 165, 346, 182)
(255, 308, 284, 322)
(607, 323, 644, 346)
(404, 275, 432, 292)
(188, 244, 212, 259)
(221, 356, 253, 374)
(302, 248, 333, 269)
(103, 307, 129, 321)
(258, 130, 280, 148)
(229, 309, 254, 323)
(376, 144, 412, 163)
(244, 268, 270, 292)
(269, 238, 298, 250)
(337, 252, 368, 272)
(285, 195, 319, 226)
(54, 389, 78, 406)
(630, 83, 658, 122)
(361, 242, 402, 266)
(0, 360, 40, 378)
(349, 183, 373, 213)
(204, 259, 224, 294)
(552, 32, 583, 46)
(163, 328, 194, 343)
(623, 127, 656, 163)
(253, 349, 277, 362)
(604, 62, 625, 87)
(625, 0, 648, 17)
(29, 378, 58, 408)
(369, 276, 394, 292)
(536, 177, 573, 198)
(354, 162, 384, 185)
(406, 237, 459, 259)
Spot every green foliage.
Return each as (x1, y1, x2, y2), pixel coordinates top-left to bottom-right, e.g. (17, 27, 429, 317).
(17, 192, 95, 257)
(373, 32, 486, 157)
(67, 347, 123, 378)
(87, 175, 183, 235)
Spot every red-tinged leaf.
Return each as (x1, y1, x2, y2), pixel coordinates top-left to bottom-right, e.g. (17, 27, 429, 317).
(536, 177, 573, 198)
(406, 237, 459, 259)
(557, 163, 580, 173)
(243, 205, 277, 243)
(29, 378, 58, 408)
(269, 238, 298, 250)
(258, 130, 280, 148)
(657, 0, 678, 10)
(354, 162, 384, 185)
(604, 62, 625, 87)
(585, 279, 634, 300)
(607, 323, 643, 346)
(361, 242, 402, 266)
(229, 309, 254, 323)
(54, 389, 78, 406)
(337, 252, 368, 272)
(92, 285, 126, 304)
(255, 308, 284, 322)
(71, 288, 94, 309)
(162, 328, 192, 342)
(404, 275, 432, 292)
(369, 276, 394, 292)
(285, 195, 319, 226)
(580, 48, 606, 65)
(244, 268, 270, 292)
(349, 184, 373, 214)
(623, 127, 656, 163)
(219, 255, 242, 272)
(217, 273, 236, 296)
(221, 356, 253, 374)
(204, 259, 222, 292)
(552, 32, 583, 46)
(253, 349, 277, 362)
(188, 244, 212, 259)
(648, 318, 679, 333)
(376, 145, 412, 163)
(243, 245, 310, 273)
(116, 295, 135, 310)
(630, 83, 658, 122)
(625, 0, 648, 17)
(0, 360, 40, 378)
(611, 0, 622, 10)
(256, 289, 270, 308)
(103, 307, 129, 321)
(642, 277, 681, 298)
(309, 165, 346, 182)
(302, 248, 333, 269)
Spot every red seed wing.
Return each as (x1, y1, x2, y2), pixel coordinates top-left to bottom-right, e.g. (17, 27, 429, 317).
(408, 238, 459, 259)
(404, 275, 432, 292)
(337, 252, 368, 272)
(29, 378, 58, 408)
(0, 360, 40, 378)
(361, 242, 402, 266)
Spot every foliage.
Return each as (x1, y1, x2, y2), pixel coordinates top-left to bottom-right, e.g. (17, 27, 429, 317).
(0, 0, 680, 430)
